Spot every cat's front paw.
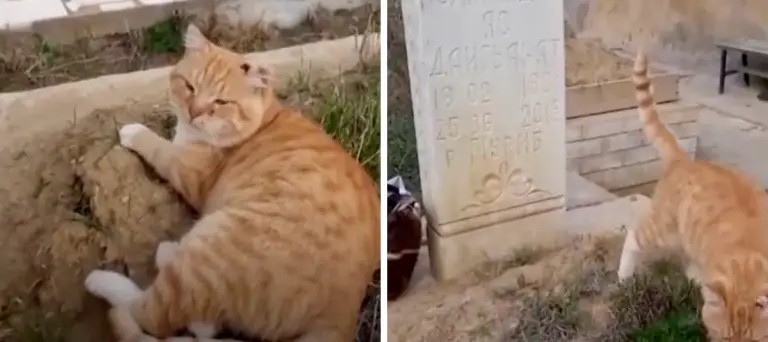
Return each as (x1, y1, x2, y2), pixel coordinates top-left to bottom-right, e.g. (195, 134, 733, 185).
(119, 123, 150, 150)
(85, 270, 142, 306)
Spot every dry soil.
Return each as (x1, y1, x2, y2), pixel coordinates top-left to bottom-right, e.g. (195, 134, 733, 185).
(0, 102, 193, 342)
(387, 232, 696, 342)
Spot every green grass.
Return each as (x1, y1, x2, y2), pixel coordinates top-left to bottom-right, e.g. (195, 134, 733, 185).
(142, 15, 185, 54)
(629, 311, 702, 342)
(280, 63, 380, 183)
(386, 0, 420, 191)
(607, 262, 705, 342)
(315, 66, 381, 181)
(507, 257, 706, 342)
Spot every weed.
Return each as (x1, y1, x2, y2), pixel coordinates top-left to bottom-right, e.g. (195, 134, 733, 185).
(8, 311, 67, 342)
(316, 67, 380, 180)
(0, 7, 375, 92)
(602, 261, 704, 342)
(142, 15, 185, 54)
(509, 284, 584, 341)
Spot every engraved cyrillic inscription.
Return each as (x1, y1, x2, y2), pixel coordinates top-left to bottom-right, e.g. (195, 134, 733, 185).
(403, 0, 565, 225)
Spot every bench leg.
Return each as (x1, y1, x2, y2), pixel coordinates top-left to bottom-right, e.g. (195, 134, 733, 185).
(719, 49, 727, 94)
(742, 53, 750, 86)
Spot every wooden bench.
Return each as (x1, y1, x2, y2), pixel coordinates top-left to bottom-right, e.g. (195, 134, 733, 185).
(716, 39, 768, 94)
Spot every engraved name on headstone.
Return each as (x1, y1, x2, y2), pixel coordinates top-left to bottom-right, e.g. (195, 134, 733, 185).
(401, 0, 566, 280)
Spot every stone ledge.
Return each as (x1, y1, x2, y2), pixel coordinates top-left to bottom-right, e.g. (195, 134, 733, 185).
(572, 137, 696, 174)
(566, 171, 617, 209)
(423, 193, 650, 281)
(0, 0, 216, 44)
(567, 122, 698, 159)
(566, 101, 702, 143)
(582, 153, 695, 191)
(567, 73, 680, 119)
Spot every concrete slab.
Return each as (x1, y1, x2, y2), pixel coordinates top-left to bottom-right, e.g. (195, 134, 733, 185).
(566, 171, 617, 209)
(680, 74, 768, 128)
(696, 107, 768, 189)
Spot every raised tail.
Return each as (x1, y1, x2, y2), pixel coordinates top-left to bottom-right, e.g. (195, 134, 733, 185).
(633, 51, 686, 166)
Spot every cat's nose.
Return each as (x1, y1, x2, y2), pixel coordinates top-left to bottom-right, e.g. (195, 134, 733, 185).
(189, 100, 213, 118)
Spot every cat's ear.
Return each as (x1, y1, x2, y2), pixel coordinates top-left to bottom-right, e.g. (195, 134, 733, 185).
(184, 24, 211, 54)
(241, 63, 273, 89)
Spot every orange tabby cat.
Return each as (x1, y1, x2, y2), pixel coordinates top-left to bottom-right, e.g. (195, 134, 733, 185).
(617, 51, 768, 341)
(84, 24, 380, 342)
(94, 241, 239, 341)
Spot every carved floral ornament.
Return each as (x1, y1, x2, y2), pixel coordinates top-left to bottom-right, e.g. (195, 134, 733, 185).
(460, 161, 551, 212)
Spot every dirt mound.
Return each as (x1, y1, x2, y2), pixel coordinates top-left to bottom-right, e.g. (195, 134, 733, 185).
(388, 233, 702, 342)
(0, 103, 195, 342)
(565, 38, 635, 87)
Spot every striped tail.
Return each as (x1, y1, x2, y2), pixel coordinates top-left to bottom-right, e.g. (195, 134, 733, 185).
(633, 50, 686, 166)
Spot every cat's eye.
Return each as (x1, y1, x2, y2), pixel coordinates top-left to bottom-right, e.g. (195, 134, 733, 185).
(213, 99, 228, 105)
(184, 81, 195, 93)
(240, 63, 251, 73)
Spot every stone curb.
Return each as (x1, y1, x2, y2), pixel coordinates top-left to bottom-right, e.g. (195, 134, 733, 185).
(0, 33, 380, 149)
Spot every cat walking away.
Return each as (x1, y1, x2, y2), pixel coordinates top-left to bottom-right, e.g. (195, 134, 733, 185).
(617, 50, 768, 341)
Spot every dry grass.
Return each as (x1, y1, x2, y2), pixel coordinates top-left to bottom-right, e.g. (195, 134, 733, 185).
(0, 5, 378, 92)
(508, 256, 704, 342)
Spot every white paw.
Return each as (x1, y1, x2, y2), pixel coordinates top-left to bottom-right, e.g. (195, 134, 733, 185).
(617, 270, 632, 283)
(84, 270, 142, 306)
(155, 241, 180, 268)
(119, 123, 150, 150)
(188, 322, 217, 338)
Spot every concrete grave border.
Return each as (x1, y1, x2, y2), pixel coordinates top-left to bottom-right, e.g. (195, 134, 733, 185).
(567, 73, 680, 119)
(0, 33, 379, 149)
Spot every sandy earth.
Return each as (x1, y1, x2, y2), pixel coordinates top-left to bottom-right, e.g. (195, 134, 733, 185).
(0, 102, 196, 341)
(386, 231, 690, 342)
(565, 38, 636, 86)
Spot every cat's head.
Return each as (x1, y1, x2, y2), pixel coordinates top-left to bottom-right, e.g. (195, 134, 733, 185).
(701, 271, 768, 341)
(169, 24, 275, 147)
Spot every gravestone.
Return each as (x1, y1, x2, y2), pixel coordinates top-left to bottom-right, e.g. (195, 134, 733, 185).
(401, 0, 566, 280)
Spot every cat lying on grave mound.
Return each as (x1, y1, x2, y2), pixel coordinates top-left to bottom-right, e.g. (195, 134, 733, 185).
(83, 24, 380, 342)
(617, 50, 768, 341)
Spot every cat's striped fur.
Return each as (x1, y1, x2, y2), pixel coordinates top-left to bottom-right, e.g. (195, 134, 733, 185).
(85, 24, 380, 342)
(617, 51, 768, 342)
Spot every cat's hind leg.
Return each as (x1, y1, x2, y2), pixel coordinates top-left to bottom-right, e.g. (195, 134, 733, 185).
(617, 214, 661, 282)
(154, 241, 219, 339)
(86, 267, 188, 338)
(109, 306, 242, 342)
